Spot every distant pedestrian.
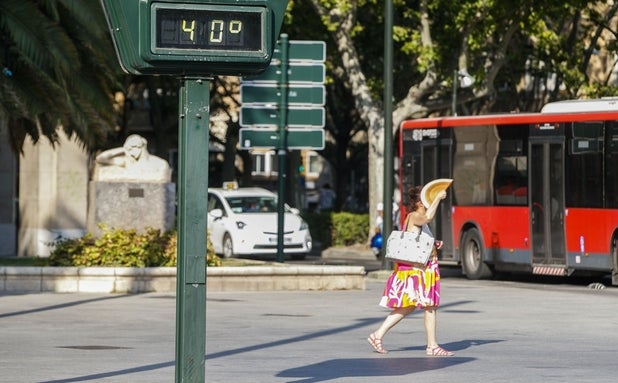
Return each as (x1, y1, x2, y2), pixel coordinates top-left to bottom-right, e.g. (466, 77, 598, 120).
(318, 183, 336, 212)
(367, 182, 453, 356)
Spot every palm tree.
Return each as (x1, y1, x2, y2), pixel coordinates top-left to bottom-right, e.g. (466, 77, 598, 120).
(0, 0, 121, 153)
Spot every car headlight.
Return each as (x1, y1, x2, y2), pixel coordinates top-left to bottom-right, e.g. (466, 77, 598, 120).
(236, 221, 247, 229)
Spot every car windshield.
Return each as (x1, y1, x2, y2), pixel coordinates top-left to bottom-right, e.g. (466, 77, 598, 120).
(226, 196, 278, 213)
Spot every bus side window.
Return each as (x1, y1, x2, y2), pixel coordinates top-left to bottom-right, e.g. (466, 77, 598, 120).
(566, 122, 603, 208)
(607, 123, 618, 208)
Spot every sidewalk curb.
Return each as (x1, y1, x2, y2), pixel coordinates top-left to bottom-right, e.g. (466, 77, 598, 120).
(0, 264, 366, 293)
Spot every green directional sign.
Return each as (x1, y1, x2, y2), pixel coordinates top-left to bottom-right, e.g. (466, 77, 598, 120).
(240, 128, 278, 147)
(241, 84, 325, 105)
(272, 40, 326, 62)
(240, 128, 325, 149)
(242, 63, 325, 83)
(240, 106, 325, 127)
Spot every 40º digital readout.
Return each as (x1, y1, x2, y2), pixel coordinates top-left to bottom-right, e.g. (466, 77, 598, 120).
(155, 7, 264, 51)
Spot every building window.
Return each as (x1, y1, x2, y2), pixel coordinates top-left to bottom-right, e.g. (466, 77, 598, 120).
(252, 153, 266, 175)
(251, 151, 277, 176)
(306, 151, 320, 177)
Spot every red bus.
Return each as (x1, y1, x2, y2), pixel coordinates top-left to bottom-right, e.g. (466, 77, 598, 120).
(398, 98, 618, 285)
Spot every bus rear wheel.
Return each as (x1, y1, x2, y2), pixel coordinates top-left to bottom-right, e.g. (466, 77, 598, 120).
(461, 228, 493, 280)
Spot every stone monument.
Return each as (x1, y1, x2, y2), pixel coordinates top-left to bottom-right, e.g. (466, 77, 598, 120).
(88, 134, 175, 235)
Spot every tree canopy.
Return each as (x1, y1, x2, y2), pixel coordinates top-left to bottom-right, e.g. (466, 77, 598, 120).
(0, 0, 121, 153)
(298, 0, 618, 220)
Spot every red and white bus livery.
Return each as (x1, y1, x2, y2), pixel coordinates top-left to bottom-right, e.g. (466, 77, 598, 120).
(398, 98, 618, 285)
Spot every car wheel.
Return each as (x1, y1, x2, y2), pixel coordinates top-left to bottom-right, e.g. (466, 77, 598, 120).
(222, 234, 234, 258)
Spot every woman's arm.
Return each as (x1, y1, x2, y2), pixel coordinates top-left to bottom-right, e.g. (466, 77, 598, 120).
(424, 190, 446, 221)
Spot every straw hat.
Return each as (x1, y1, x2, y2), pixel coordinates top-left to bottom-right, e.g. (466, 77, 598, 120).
(421, 178, 453, 208)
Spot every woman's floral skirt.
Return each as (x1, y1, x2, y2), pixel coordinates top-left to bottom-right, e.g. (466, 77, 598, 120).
(379, 259, 441, 309)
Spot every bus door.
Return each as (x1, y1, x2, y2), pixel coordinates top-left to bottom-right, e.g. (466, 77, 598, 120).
(421, 139, 454, 261)
(529, 140, 566, 265)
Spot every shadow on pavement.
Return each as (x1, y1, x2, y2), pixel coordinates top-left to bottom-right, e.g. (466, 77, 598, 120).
(0, 294, 131, 319)
(276, 356, 475, 383)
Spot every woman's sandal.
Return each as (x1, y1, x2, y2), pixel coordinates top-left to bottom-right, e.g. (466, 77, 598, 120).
(426, 345, 454, 357)
(367, 333, 388, 354)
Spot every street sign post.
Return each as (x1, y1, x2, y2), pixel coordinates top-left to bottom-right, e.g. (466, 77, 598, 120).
(238, 35, 326, 264)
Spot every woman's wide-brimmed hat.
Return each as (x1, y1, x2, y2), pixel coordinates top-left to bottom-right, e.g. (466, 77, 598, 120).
(421, 178, 453, 208)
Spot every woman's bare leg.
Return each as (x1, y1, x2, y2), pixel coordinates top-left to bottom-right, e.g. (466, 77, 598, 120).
(424, 307, 438, 347)
(374, 306, 415, 339)
(424, 307, 453, 356)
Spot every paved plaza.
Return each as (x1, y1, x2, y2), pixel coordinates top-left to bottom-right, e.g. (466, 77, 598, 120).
(1, 273, 617, 382)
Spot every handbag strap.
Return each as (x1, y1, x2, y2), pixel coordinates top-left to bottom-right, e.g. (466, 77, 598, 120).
(403, 213, 423, 242)
(415, 224, 423, 242)
(403, 213, 411, 231)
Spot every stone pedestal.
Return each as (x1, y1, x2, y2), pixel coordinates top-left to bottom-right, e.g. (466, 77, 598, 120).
(87, 181, 175, 235)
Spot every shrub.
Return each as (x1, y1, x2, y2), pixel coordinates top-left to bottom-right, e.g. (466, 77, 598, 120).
(49, 225, 221, 267)
(330, 212, 370, 246)
(305, 212, 370, 248)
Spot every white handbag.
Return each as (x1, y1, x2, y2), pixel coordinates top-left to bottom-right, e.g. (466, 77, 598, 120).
(385, 224, 434, 265)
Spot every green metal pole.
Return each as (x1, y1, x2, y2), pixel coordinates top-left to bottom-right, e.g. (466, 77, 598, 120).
(276, 34, 289, 263)
(381, 0, 394, 270)
(176, 78, 208, 382)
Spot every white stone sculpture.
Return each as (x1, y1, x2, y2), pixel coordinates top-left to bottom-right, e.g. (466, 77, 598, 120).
(94, 134, 171, 182)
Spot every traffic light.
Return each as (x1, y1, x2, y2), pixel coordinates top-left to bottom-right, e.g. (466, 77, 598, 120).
(100, 0, 288, 76)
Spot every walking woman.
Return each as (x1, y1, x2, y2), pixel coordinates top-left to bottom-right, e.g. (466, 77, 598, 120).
(367, 184, 453, 356)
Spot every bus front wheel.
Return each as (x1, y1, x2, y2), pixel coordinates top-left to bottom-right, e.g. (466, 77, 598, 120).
(461, 228, 493, 280)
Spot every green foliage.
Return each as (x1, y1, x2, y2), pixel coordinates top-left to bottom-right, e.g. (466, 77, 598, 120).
(330, 212, 370, 247)
(305, 0, 618, 116)
(0, 0, 121, 153)
(49, 225, 221, 268)
(305, 211, 370, 248)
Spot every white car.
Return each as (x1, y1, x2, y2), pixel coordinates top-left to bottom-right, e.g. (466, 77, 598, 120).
(207, 187, 313, 259)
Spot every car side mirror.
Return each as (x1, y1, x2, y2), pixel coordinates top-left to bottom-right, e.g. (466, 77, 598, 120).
(289, 207, 300, 215)
(209, 208, 223, 219)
